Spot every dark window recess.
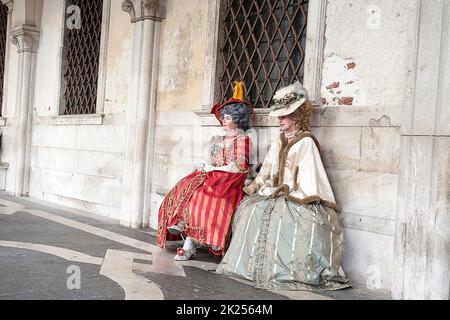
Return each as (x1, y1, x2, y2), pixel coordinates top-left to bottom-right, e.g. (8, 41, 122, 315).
(220, 0, 308, 109)
(60, 0, 103, 115)
(0, 4, 8, 116)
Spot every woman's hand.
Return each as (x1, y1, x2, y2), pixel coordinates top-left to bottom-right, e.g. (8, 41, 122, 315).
(243, 181, 260, 195)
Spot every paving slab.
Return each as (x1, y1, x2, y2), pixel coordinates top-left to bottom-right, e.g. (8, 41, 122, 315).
(0, 192, 390, 300)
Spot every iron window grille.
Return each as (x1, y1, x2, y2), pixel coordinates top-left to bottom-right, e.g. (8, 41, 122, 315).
(0, 4, 8, 116)
(60, 0, 103, 115)
(219, 0, 309, 109)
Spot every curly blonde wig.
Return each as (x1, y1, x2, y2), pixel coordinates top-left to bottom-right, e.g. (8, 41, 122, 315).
(287, 100, 313, 132)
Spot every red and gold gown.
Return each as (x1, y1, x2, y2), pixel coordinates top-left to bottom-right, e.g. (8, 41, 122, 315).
(156, 134, 250, 252)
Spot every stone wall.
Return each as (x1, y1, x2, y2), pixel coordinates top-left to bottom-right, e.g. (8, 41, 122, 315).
(24, 0, 132, 219)
(314, 0, 415, 293)
(148, 0, 417, 295)
(156, 0, 208, 111)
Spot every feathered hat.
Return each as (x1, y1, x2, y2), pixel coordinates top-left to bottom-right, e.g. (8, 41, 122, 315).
(210, 81, 253, 124)
(269, 81, 309, 117)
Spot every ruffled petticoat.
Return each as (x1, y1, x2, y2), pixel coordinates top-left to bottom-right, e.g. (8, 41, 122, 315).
(216, 194, 350, 291)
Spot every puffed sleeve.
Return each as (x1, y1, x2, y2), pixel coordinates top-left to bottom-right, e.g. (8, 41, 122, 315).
(288, 137, 336, 204)
(234, 135, 250, 172)
(210, 135, 223, 167)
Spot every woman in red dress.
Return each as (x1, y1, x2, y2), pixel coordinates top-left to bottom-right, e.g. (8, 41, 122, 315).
(156, 82, 253, 261)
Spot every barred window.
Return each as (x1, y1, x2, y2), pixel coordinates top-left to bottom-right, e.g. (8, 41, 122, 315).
(60, 0, 103, 115)
(0, 4, 8, 116)
(219, 0, 308, 109)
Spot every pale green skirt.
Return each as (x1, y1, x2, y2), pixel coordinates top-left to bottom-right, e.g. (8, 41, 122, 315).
(216, 194, 350, 291)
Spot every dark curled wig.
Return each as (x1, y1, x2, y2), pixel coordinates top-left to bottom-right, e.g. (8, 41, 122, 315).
(288, 100, 313, 132)
(220, 102, 251, 132)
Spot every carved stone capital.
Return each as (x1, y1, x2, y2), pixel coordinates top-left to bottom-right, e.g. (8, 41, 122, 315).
(1, 0, 13, 13)
(121, 0, 166, 23)
(11, 25, 40, 53)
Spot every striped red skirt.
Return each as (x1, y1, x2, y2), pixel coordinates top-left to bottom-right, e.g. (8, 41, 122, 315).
(156, 170, 247, 250)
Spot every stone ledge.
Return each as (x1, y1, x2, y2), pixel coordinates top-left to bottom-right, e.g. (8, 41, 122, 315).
(34, 114, 105, 126)
(195, 104, 403, 127)
(195, 108, 278, 127)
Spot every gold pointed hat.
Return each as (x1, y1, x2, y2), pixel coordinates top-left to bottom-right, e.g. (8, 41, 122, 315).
(210, 81, 253, 123)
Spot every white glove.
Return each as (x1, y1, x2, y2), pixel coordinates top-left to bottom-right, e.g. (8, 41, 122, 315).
(194, 162, 205, 171)
(194, 162, 213, 172)
(259, 185, 278, 197)
(213, 162, 242, 173)
(203, 163, 214, 172)
(198, 162, 241, 173)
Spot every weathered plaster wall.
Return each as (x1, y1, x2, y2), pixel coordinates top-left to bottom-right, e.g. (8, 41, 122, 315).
(103, 1, 132, 114)
(317, 0, 415, 293)
(321, 0, 413, 107)
(156, 0, 208, 112)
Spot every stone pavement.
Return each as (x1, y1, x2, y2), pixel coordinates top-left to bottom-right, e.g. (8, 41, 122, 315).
(0, 192, 389, 300)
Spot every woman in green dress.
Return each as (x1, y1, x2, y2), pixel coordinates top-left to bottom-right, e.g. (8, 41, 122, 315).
(216, 82, 350, 291)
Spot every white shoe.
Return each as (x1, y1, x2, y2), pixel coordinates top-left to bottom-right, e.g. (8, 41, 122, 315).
(174, 246, 196, 261)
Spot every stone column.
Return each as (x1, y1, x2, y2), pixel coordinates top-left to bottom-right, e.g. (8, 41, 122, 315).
(392, 0, 450, 300)
(1, 0, 13, 119)
(10, 24, 39, 196)
(120, 0, 166, 228)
